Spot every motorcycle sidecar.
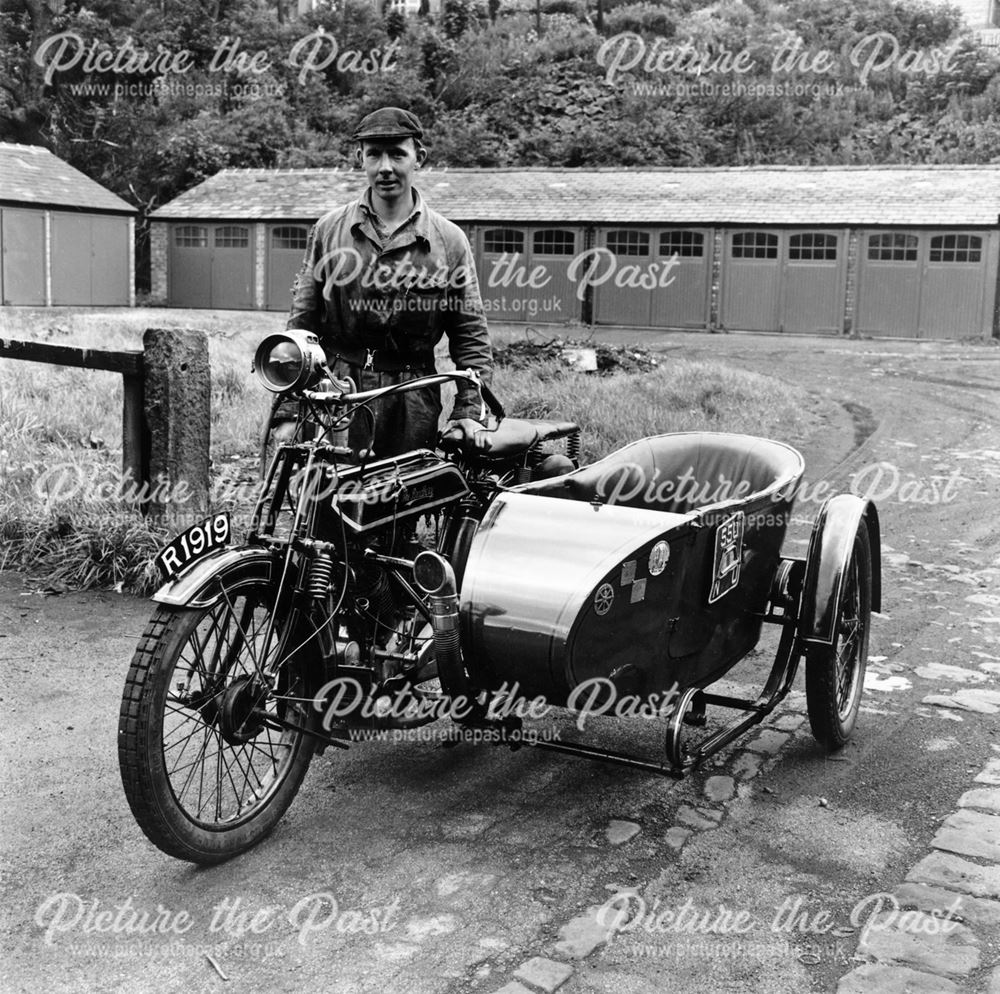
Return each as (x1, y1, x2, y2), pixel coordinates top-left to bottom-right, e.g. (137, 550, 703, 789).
(457, 432, 880, 773)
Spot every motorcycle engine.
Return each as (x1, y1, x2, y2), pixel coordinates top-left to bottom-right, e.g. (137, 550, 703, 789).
(353, 563, 399, 648)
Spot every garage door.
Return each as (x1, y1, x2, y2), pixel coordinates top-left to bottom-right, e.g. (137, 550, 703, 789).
(919, 234, 987, 338)
(169, 226, 211, 308)
(90, 216, 130, 305)
(856, 231, 992, 339)
(169, 223, 253, 309)
(479, 227, 527, 321)
(720, 231, 781, 331)
(50, 212, 131, 306)
(855, 233, 920, 338)
(529, 228, 579, 323)
(782, 232, 844, 335)
(211, 226, 253, 310)
(267, 225, 310, 311)
(650, 229, 711, 329)
(592, 229, 654, 326)
(1, 208, 45, 305)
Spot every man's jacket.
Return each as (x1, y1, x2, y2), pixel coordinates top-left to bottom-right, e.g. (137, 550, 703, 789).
(287, 189, 492, 421)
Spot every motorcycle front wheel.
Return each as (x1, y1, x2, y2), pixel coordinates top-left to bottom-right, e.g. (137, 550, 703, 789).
(118, 582, 318, 864)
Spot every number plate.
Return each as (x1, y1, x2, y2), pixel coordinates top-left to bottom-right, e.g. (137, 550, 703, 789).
(708, 511, 745, 604)
(156, 513, 231, 580)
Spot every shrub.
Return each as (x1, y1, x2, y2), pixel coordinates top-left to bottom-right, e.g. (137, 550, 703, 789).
(541, 0, 586, 17)
(605, 1, 678, 36)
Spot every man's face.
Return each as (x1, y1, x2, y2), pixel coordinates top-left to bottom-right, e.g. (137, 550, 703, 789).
(359, 138, 424, 205)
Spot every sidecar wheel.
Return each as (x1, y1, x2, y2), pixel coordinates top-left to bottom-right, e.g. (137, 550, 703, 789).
(118, 584, 317, 864)
(805, 529, 872, 750)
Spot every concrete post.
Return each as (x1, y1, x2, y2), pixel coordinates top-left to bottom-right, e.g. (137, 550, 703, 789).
(142, 328, 211, 525)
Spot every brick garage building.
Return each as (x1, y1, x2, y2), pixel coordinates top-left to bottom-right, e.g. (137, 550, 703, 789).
(150, 165, 1000, 340)
(0, 143, 135, 307)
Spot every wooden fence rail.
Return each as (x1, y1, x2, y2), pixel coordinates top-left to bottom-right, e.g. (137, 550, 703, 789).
(0, 329, 210, 521)
(0, 337, 146, 486)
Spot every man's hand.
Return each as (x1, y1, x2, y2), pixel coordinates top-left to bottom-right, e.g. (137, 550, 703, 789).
(442, 418, 492, 452)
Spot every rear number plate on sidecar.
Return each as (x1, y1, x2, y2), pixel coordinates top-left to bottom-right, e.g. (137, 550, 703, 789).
(156, 513, 231, 580)
(708, 511, 745, 604)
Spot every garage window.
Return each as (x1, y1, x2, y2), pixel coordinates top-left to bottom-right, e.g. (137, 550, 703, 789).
(867, 233, 918, 262)
(215, 226, 249, 248)
(272, 226, 309, 250)
(175, 226, 208, 247)
(789, 233, 837, 261)
(533, 229, 576, 255)
(732, 232, 778, 259)
(659, 231, 704, 257)
(607, 230, 650, 256)
(484, 229, 524, 254)
(930, 234, 982, 263)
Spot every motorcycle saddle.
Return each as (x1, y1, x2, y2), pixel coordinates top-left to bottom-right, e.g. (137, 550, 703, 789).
(442, 418, 578, 462)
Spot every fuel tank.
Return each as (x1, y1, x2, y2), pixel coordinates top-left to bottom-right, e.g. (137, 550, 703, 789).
(322, 449, 469, 534)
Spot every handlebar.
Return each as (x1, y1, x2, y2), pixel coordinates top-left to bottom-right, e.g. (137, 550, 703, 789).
(302, 370, 506, 421)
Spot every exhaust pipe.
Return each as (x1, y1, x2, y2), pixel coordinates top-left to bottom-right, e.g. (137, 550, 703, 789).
(412, 551, 474, 701)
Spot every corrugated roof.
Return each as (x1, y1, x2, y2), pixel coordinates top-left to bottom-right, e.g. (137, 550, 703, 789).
(0, 143, 135, 213)
(150, 165, 1000, 226)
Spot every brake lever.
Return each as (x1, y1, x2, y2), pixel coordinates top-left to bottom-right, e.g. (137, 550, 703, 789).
(479, 381, 505, 422)
(457, 368, 505, 423)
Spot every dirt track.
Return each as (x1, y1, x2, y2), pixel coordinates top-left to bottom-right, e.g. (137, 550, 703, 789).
(2, 330, 999, 994)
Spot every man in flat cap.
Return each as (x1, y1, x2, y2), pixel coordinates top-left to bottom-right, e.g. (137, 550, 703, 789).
(285, 105, 493, 457)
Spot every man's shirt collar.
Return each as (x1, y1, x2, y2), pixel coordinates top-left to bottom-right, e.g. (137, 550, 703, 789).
(354, 188, 429, 247)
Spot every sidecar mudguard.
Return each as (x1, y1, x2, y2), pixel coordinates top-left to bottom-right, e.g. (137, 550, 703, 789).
(152, 547, 280, 610)
(799, 494, 881, 648)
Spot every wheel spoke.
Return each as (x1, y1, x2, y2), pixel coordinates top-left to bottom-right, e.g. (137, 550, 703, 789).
(174, 726, 215, 803)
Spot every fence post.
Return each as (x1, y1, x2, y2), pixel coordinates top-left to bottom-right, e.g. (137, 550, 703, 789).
(142, 328, 210, 525)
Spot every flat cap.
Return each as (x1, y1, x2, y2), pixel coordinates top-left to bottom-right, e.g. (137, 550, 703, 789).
(352, 107, 424, 141)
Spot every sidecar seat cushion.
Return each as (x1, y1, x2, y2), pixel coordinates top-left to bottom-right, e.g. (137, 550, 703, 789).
(516, 432, 804, 515)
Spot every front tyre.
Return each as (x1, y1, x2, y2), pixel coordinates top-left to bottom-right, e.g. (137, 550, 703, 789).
(805, 529, 872, 750)
(118, 583, 317, 864)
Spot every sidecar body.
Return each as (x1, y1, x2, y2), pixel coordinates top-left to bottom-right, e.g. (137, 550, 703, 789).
(459, 432, 875, 717)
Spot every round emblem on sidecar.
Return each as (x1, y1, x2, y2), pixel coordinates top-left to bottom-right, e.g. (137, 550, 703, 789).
(594, 582, 615, 616)
(648, 540, 670, 576)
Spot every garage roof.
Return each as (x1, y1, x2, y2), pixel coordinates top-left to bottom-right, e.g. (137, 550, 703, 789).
(0, 143, 135, 214)
(150, 164, 1000, 227)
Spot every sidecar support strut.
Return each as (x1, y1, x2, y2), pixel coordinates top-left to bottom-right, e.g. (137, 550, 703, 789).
(514, 621, 802, 780)
(520, 737, 684, 780)
(664, 621, 801, 774)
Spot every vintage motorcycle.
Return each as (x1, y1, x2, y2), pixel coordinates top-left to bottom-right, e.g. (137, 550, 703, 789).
(118, 329, 880, 864)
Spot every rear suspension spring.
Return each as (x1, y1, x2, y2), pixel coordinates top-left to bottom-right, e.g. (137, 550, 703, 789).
(566, 430, 581, 463)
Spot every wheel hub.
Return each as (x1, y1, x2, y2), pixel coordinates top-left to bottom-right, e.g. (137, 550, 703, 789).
(218, 676, 267, 744)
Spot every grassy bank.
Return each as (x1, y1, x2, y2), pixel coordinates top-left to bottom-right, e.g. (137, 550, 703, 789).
(0, 309, 821, 593)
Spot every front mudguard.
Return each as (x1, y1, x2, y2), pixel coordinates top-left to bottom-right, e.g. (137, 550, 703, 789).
(799, 494, 881, 648)
(152, 546, 281, 610)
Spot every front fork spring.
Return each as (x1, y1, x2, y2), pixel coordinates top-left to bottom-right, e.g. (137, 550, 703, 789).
(307, 551, 336, 599)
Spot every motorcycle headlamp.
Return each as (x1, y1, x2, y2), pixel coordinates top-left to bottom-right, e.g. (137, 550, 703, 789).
(253, 331, 328, 393)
